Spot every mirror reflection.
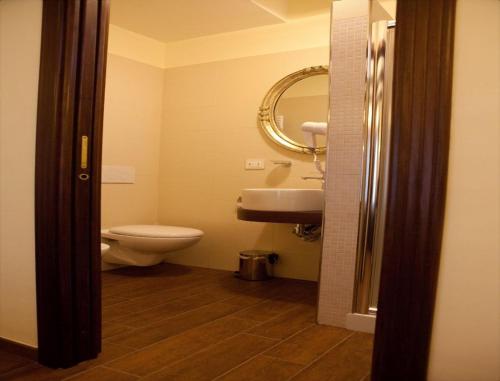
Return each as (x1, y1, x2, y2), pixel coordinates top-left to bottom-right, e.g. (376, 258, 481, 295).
(274, 74, 329, 148)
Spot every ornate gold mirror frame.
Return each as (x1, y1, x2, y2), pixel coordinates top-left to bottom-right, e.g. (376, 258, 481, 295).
(258, 65, 329, 154)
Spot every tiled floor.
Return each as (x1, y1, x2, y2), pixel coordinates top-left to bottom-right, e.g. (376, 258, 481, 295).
(0, 264, 373, 381)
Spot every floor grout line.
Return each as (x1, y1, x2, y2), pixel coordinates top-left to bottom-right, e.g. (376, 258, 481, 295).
(228, 302, 316, 332)
(99, 295, 285, 369)
(105, 295, 237, 337)
(101, 287, 319, 371)
(210, 323, 316, 381)
(285, 331, 358, 380)
(0, 362, 41, 380)
(123, 311, 316, 379)
(61, 364, 140, 380)
(100, 364, 140, 378)
(127, 326, 270, 379)
(102, 280, 223, 321)
(101, 273, 225, 304)
(102, 275, 286, 328)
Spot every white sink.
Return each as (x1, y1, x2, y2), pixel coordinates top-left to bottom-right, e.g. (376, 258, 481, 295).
(241, 188, 324, 212)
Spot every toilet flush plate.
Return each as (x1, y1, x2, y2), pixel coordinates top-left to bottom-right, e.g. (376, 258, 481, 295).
(102, 165, 135, 183)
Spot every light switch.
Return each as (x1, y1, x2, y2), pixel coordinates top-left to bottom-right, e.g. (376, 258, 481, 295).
(245, 159, 265, 170)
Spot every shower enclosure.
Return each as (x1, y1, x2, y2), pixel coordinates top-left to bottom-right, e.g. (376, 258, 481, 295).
(354, 20, 395, 315)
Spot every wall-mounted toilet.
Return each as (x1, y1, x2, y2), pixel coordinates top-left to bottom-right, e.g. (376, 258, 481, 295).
(101, 243, 110, 254)
(101, 225, 203, 267)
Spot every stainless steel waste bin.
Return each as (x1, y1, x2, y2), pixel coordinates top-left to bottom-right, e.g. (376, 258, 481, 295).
(238, 250, 278, 281)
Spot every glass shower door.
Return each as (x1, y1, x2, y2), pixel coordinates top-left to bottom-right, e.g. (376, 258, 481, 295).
(354, 20, 395, 315)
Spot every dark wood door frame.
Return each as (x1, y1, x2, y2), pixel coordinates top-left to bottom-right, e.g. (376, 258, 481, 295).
(372, 0, 456, 380)
(32, 0, 456, 375)
(35, 0, 109, 368)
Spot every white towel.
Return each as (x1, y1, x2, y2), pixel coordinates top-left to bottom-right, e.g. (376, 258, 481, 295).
(301, 121, 327, 148)
(301, 121, 327, 134)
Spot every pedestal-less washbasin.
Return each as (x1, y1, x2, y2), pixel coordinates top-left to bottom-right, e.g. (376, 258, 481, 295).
(241, 188, 324, 212)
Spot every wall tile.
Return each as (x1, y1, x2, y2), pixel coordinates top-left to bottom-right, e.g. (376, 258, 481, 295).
(318, 14, 369, 325)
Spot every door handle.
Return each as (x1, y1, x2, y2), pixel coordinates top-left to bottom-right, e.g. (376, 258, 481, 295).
(81, 135, 88, 169)
(79, 136, 90, 181)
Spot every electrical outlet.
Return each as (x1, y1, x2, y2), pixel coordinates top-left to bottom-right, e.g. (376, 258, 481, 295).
(245, 159, 265, 170)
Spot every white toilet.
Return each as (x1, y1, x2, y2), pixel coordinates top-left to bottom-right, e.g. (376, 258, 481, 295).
(101, 243, 110, 254)
(101, 225, 203, 267)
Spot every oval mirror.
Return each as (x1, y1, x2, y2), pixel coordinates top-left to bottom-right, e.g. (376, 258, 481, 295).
(258, 66, 329, 154)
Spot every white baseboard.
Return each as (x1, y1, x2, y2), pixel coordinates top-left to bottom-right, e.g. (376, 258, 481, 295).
(345, 313, 376, 333)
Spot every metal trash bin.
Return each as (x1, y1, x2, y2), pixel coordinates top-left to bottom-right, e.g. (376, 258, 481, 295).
(238, 250, 278, 281)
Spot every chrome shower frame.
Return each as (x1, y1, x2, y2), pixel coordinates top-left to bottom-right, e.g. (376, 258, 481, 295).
(353, 20, 395, 315)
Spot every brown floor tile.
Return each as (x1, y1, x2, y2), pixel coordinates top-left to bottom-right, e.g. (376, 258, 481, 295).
(265, 325, 353, 365)
(223, 294, 266, 307)
(0, 343, 131, 381)
(290, 332, 374, 381)
(0, 350, 34, 375)
(0, 363, 59, 381)
(106, 317, 258, 376)
(234, 299, 300, 322)
(209, 281, 305, 304)
(102, 322, 135, 339)
(248, 304, 316, 340)
(101, 295, 129, 307)
(269, 280, 318, 302)
(106, 302, 242, 348)
(215, 355, 303, 381)
(63, 367, 137, 381)
(58, 343, 132, 379)
(102, 265, 217, 299)
(102, 282, 209, 322)
(115, 291, 229, 328)
(3, 266, 373, 381)
(142, 333, 277, 381)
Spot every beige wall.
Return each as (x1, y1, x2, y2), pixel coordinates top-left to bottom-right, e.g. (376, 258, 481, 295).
(428, 0, 500, 379)
(158, 47, 329, 281)
(101, 54, 164, 228)
(0, 0, 41, 346)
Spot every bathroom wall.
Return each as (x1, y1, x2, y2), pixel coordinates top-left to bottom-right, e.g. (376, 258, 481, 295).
(101, 8, 335, 281)
(428, 0, 500, 379)
(0, 0, 41, 347)
(101, 54, 164, 228)
(158, 47, 328, 281)
(104, 2, 374, 281)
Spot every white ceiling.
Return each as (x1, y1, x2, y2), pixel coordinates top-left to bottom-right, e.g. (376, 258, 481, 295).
(255, 0, 333, 20)
(110, 0, 332, 43)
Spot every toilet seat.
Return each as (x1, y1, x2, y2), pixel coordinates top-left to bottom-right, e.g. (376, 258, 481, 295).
(101, 224, 204, 260)
(109, 225, 204, 239)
